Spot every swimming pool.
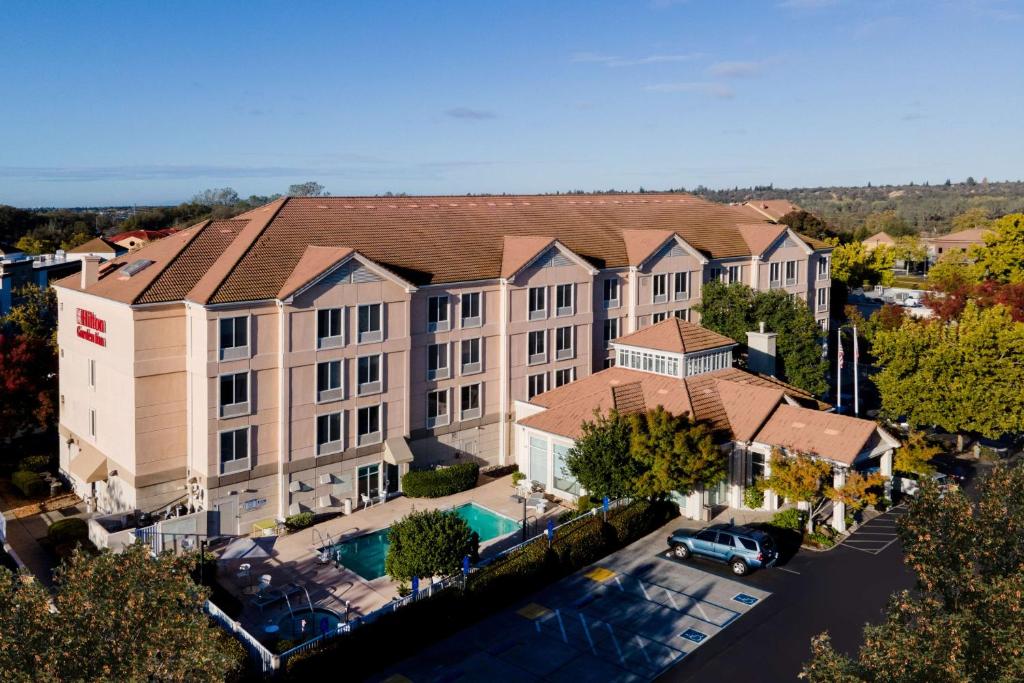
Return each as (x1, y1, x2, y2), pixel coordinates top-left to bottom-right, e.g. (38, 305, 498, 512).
(275, 607, 342, 642)
(329, 503, 520, 581)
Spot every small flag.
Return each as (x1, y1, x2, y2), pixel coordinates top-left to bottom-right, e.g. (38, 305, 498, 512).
(838, 342, 844, 369)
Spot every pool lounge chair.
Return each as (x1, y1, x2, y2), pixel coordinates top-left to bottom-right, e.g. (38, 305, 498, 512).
(525, 492, 548, 513)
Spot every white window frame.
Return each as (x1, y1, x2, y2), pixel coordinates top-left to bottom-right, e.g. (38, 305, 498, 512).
(554, 366, 576, 388)
(652, 311, 668, 324)
(357, 303, 383, 344)
(603, 318, 619, 349)
(316, 411, 344, 456)
(527, 372, 548, 400)
(316, 307, 344, 349)
(356, 404, 383, 446)
(218, 370, 251, 418)
(555, 283, 575, 317)
(727, 265, 741, 284)
(673, 272, 689, 301)
(709, 267, 723, 283)
(652, 273, 668, 304)
(427, 343, 450, 380)
(427, 295, 450, 333)
(426, 389, 450, 428)
(769, 262, 782, 289)
(817, 287, 829, 312)
(528, 329, 547, 365)
(219, 315, 250, 361)
(673, 308, 691, 322)
(218, 426, 251, 475)
(461, 291, 482, 328)
(357, 354, 383, 396)
(316, 359, 344, 403)
(603, 278, 620, 308)
(555, 326, 574, 361)
(461, 337, 482, 375)
(785, 261, 798, 286)
(528, 286, 547, 320)
(818, 256, 830, 278)
(460, 383, 481, 421)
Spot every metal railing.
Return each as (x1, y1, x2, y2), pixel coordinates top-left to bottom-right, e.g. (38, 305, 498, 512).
(206, 600, 279, 673)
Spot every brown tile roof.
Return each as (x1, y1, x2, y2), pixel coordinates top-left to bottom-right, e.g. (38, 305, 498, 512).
(620, 229, 677, 265)
(862, 231, 897, 246)
(927, 228, 991, 244)
(68, 236, 123, 255)
(614, 317, 736, 354)
(611, 382, 647, 415)
(278, 246, 354, 300)
(715, 379, 784, 441)
(500, 236, 555, 279)
(753, 403, 878, 465)
(741, 200, 800, 221)
(736, 223, 788, 256)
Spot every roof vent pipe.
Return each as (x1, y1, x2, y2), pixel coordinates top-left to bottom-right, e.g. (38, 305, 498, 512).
(759, 321, 765, 334)
(81, 255, 101, 289)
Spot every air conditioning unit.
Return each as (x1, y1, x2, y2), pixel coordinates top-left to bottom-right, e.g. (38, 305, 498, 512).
(288, 502, 301, 516)
(288, 480, 303, 493)
(319, 473, 335, 486)
(318, 495, 334, 509)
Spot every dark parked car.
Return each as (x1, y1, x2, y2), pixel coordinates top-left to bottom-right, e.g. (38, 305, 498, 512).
(667, 524, 778, 576)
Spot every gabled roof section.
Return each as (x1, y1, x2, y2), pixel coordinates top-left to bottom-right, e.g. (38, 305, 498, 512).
(500, 236, 596, 281)
(621, 229, 708, 268)
(753, 404, 879, 465)
(611, 382, 646, 415)
(68, 236, 123, 255)
(277, 246, 417, 301)
(715, 379, 784, 442)
(614, 318, 736, 354)
(928, 228, 991, 244)
(741, 200, 800, 221)
(863, 231, 896, 245)
(736, 223, 787, 257)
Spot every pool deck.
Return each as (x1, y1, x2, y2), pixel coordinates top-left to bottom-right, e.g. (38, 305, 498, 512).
(216, 475, 568, 638)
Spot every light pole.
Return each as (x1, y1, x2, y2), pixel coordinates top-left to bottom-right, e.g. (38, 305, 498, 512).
(835, 324, 860, 416)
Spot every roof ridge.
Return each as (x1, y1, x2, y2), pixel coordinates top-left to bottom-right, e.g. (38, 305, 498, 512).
(128, 221, 211, 304)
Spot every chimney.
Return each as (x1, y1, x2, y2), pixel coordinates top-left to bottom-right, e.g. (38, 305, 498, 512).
(81, 255, 101, 288)
(746, 321, 778, 376)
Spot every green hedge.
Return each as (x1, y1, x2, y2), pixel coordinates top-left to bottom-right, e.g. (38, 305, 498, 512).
(11, 470, 47, 498)
(48, 517, 89, 546)
(19, 455, 51, 473)
(285, 499, 678, 678)
(285, 512, 314, 531)
(401, 463, 479, 498)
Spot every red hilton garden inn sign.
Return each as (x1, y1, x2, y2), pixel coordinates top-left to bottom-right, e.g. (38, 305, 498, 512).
(76, 308, 107, 347)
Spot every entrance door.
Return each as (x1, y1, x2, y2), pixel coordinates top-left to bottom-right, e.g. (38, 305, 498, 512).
(703, 479, 728, 508)
(385, 463, 399, 497)
(212, 496, 238, 536)
(358, 464, 381, 503)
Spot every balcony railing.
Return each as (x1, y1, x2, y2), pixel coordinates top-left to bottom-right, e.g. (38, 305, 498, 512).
(769, 280, 782, 289)
(604, 297, 620, 309)
(674, 290, 689, 301)
(462, 361, 482, 375)
(556, 305, 574, 317)
(426, 414, 450, 429)
(220, 345, 249, 361)
(317, 440, 343, 457)
(357, 431, 381, 447)
(357, 381, 381, 396)
(461, 315, 481, 328)
(461, 407, 481, 421)
(785, 277, 797, 287)
(317, 387, 343, 403)
(358, 329, 382, 344)
(220, 456, 250, 476)
(555, 347, 574, 361)
(219, 401, 250, 419)
(653, 293, 668, 304)
(317, 335, 343, 350)
(427, 366, 450, 381)
(528, 308, 547, 321)
(528, 352, 547, 365)
(427, 319, 450, 333)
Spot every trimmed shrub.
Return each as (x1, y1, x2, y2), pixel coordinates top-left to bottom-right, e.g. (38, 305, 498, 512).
(743, 478, 765, 509)
(12, 470, 47, 498)
(481, 464, 519, 479)
(401, 463, 479, 498)
(771, 508, 805, 532)
(48, 517, 89, 546)
(285, 512, 314, 531)
(20, 455, 51, 473)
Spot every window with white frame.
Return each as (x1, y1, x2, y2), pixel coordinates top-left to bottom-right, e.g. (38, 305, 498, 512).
(527, 372, 548, 400)
(461, 338, 481, 374)
(555, 283, 575, 316)
(553, 442, 580, 495)
(357, 405, 382, 445)
(603, 318, 619, 348)
(426, 389, 449, 428)
(708, 267, 723, 282)
(727, 265, 741, 284)
(317, 360, 343, 402)
(460, 383, 481, 420)
(684, 349, 731, 376)
(818, 317, 829, 332)
(219, 371, 250, 417)
(219, 427, 249, 474)
(652, 311, 668, 324)
(652, 273, 668, 303)
(219, 316, 249, 360)
(428, 295, 449, 332)
(316, 412, 343, 456)
(554, 367, 575, 388)
(357, 354, 382, 395)
(603, 357, 615, 369)
(529, 435, 547, 484)
(528, 286, 547, 320)
(357, 303, 382, 343)
(817, 256, 830, 278)
(674, 272, 689, 300)
(785, 260, 798, 286)
(616, 347, 680, 377)
(817, 287, 829, 311)
(673, 308, 690, 322)
(528, 330, 546, 364)
(603, 278, 620, 308)
(461, 292, 481, 327)
(769, 262, 782, 288)
(750, 450, 766, 485)
(427, 343, 449, 380)
(555, 326, 573, 360)
(317, 308, 343, 349)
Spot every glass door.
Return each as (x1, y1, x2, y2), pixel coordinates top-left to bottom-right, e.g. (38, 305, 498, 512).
(358, 464, 380, 502)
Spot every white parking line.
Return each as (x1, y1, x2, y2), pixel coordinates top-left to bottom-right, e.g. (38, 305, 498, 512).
(776, 566, 801, 575)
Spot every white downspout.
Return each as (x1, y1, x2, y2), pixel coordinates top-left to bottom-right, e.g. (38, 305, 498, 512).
(498, 279, 509, 465)
(276, 302, 288, 522)
(627, 267, 638, 333)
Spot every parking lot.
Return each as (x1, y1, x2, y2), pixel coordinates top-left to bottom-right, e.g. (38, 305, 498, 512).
(839, 504, 906, 555)
(377, 528, 771, 682)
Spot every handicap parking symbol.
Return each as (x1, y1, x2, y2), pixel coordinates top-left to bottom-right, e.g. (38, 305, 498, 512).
(733, 593, 759, 606)
(680, 628, 707, 644)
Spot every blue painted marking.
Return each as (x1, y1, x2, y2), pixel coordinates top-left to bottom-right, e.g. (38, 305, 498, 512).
(733, 593, 759, 606)
(680, 628, 707, 644)
(574, 593, 598, 609)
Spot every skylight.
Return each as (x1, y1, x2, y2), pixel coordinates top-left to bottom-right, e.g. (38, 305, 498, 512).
(119, 259, 155, 278)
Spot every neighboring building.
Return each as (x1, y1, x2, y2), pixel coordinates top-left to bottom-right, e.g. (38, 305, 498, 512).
(53, 193, 833, 533)
(109, 228, 178, 251)
(861, 231, 897, 251)
(0, 248, 80, 315)
(741, 199, 801, 222)
(67, 236, 127, 263)
(923, 228, 990, 262)
(515, 318, 899, 532)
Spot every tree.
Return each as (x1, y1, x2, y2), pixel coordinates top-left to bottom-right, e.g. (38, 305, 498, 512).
(0, 333, 57, 440)
(698, 281, 828, 395)
(0, 544, 245, 682)
(951, 206, 992, 233)
(973, 213, 1024, 284)
(765, 450, 832, 533)
(14, 234, 47, 255)
(385, 509, 478, 583)
(627, 407, 726, 499)
(287, 181, 329, 197)
(191, 187, 240, 207)
(864, 210, 914, 237)
(778, 210, 839, 241)
(2, 284, 57, 344)
(830, 240, 894, 288)
(892, 235, 927, 266)
(565, 410, 643, 499)
(826, 471, 885, 513)
(801, 466, 1024, 682)
(873, 303, 1024, 439)
(894, 431, 939, 476)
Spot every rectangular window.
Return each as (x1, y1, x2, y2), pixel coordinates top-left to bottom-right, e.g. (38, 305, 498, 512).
(317, 308, 343, 349)
(673, 272, 689, 300)
(357, 355, 381, 395)
(785, 261, 798, 286)
(652, 312, 668, 324)
(316, 412, 343, 456)
(818, 317, 829, 332)
(357, 304, 382, 343)
(219, 316, 249, 360)
(750, 451, 766, 484)
(357, 405, 382, 446)
(709, 267, 723, 282)
(460, 383, 481, 420)
(219, 371, 250, 417)
(461, 338, 482, 375)
(554, 367, 575, 388)
(219, 427, 249, 474)
(553, 443, 580, 495)
(555, 283, 575, 316)
(317, 360, 343, 402)
(528, 330, 547, 365)
(461, 292, 482, 328)
(817, 287, 829, 311)
(603, 357, 615, 369)
(818, 256, 830, 278)
(652, 273, 668, 303)
(427, 295, 449, 332)
(603, 318, 619, 348)
(528, 286, 547, 320)
(727, 265, 741, 284)
(88, 408, 96, 438)
(769, 262, 782, 288)
(527, 372, 548, 400)
(673, 308, 690, 322)
(427, 343, 449, 380)
(555, 326, 574, 360)
(603, 278, 620, 308)
(88, 359, 96, 389)
(529, 435, 547, 485)
(426, 389, 449, 428)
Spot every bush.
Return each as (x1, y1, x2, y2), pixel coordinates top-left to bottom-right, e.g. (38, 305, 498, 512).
(385, 509, 477, 581)
(771, 508, 806, 531)
(285, 512, 314, 531)
(20, 455, 51, 473)
(806, 530, 836, 548)
(48, 517, 89, 546)
(743, 479, 765, 509)
(401, 463, 479, 498)
(12, 470, 47, 498)
(481, 464, 519, 479)
(511, 471, 526, 487)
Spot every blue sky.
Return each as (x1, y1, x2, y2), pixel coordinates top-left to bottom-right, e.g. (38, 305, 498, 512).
(1, 0, 1022, 207)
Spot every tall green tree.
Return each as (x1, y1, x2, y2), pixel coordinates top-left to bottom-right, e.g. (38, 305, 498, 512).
(972, 213, 1024, 284)
(779, 210, 840, 241)
(950, 206, 992, 232)
(565, 410, 643, 499)
(287, 181, 329, 197)
(698, 281, 829, 395)
(2, 284, 57, 344)
(385, 509, 478, 583)
(873, 302, 1024, 439)
(0, 544, 245, 682)
(765, 450, 832, 533)
(627, 407, 726, 499)
(801, 467, 1024, 682)
(830, 240, 894, 288)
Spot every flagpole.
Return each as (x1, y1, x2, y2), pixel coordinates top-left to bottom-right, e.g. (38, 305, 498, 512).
(836, 327, 842, 412)
(853, 325, 860, 417)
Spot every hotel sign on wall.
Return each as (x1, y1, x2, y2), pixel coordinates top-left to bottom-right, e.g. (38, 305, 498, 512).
(76, 308, 107, 347)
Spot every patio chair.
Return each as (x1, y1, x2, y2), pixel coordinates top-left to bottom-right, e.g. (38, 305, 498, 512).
(361, 493, 374, 508)
(525, 492, 548, 513)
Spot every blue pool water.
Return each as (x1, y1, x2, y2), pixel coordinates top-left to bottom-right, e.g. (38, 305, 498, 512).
(330, 503, 520, 580)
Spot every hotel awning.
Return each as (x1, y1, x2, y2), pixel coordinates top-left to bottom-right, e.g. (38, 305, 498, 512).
(383, 437, 414, 466)
(69, 448, 108, 484)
